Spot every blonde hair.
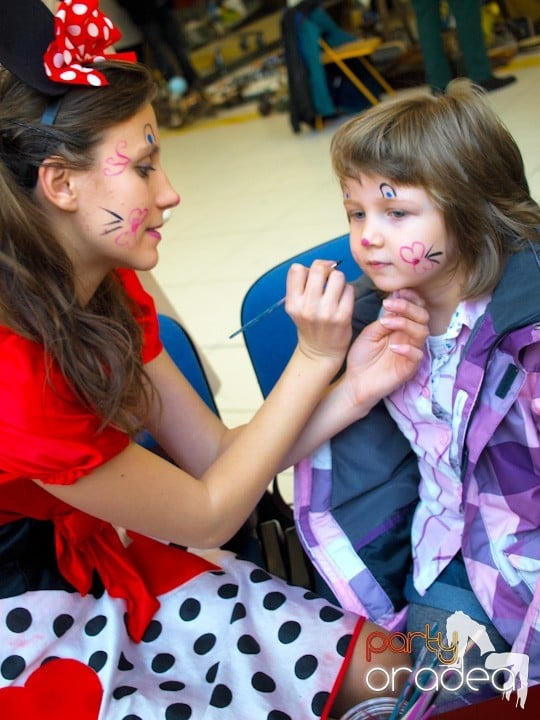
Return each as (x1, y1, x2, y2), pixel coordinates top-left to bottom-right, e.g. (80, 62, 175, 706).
(331, 80, 540, 298)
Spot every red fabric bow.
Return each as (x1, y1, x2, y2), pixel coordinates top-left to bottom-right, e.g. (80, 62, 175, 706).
(43, 0, 136, 88)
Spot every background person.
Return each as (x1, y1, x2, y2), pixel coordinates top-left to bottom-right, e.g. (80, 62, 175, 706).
(410, 0, 516, 93)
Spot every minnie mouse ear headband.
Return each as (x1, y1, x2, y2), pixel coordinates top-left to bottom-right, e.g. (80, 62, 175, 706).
(0, 0, 136, 119)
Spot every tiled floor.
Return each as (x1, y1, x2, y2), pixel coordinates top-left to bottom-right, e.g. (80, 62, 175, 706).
(150, 49, 540, 443)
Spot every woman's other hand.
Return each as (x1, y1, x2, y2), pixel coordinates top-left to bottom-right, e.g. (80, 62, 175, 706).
(344, 288, 429, 407)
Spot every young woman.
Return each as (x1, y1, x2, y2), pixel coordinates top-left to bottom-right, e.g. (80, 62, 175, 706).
(0, 2, 429, 717)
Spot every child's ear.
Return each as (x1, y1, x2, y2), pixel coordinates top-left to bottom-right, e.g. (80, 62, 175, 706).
(37, 158, 78, 211)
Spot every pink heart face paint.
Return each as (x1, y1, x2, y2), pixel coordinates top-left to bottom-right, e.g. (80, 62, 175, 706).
(400, 242, 443, 274)
(361, 238, 370, 247)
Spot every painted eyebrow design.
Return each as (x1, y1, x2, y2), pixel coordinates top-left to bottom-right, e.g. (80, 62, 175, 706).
(380, 182, 397, 198)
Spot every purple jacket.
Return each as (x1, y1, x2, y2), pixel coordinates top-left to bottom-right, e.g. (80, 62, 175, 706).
(456, 246, 540, 680)
(295, 245, 540, 680)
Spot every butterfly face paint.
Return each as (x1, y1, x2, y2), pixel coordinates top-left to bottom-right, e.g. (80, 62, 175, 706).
(67, 104, 179, 284)
(103, 140, 130, 177)
(101, 207, 150, 247)
(98, 119, 158, 247)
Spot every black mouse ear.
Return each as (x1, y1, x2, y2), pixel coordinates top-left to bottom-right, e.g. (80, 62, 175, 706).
(0, 0, 67, 96)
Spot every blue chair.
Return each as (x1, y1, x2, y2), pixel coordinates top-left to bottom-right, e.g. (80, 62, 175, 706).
(138, 314, 219, 456)
(157, 314, 219, 416)
(240, 233, 361, 398)
(238, 234, 361, 592)
(143, 314, 266, 562)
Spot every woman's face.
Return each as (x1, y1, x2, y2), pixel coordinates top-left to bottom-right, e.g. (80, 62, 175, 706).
(55, 103, 179, 289)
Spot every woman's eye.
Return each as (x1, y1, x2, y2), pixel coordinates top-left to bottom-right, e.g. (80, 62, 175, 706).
(137, 165, 156, 178)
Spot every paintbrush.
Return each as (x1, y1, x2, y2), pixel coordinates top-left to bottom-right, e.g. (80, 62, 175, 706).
(229, 260, 343, 339)
(388, 623, 440, 720)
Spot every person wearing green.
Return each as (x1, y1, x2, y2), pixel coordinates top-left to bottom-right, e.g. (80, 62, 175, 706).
(411, 0, 516, 93)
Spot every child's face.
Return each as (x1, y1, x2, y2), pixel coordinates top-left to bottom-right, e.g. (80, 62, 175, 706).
(343, 174, 459, 300)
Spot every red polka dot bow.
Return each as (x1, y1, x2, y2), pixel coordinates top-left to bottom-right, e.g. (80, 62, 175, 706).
(43, 0, 136, 88)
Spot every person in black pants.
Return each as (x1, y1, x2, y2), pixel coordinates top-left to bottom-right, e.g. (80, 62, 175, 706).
(411, 0, 516, 93)
(118, 0, 201, 90)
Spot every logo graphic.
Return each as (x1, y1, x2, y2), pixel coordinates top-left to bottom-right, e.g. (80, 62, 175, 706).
(365, 610, 529, 709)
(446, 611, 529, 708)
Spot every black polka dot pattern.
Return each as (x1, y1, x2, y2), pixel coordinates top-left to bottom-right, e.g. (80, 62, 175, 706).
(160, 681, 186, 692)
(209, 684, 233, 708)
(193, 633, 216, 655)
(165, 704, 192, 720)
(53, 613, 74, 638)
(85, 614, 107, 636)
(263, 591, 286, 610)
(312, 691, 330, 717)
(179, 599, 200, 622)
(0, 552, 359, 718)
(278, 621, 301, 644)
(88, 650, 108, 672)
(151, 653, 175, 673)
(1, 655, 25, 680)
(252, 671, 276, 693)
(217, 583, 238, 599)
(6, 608, 32, 633)
(295, 655, 318, 679)
(205, 662, 219, 683)
(230, 602, 246, 623)
(118, 652, 134, 671)
(337, 634, 353, 658)
(142, 620, 162, 643)
(237, 634, 260, 654)
(320, 606, 344, 622)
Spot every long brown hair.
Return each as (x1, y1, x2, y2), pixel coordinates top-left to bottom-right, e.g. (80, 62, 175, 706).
(0, 61, 158, 435)
(331, 80, 540, 298)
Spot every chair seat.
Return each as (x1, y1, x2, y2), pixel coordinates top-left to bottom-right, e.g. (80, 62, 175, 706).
(320, 36, 382, 64)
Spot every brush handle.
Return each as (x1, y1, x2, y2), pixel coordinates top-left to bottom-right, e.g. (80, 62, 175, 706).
(228, 297, 286, 339)
(228, 260, 343, 339)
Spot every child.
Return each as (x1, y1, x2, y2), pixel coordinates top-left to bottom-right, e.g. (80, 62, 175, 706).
(296, 79, 540, 707)
(0, 1, 429, 717)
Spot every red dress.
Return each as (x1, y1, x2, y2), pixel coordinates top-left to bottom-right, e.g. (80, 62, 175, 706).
(0, 270, 363, 720)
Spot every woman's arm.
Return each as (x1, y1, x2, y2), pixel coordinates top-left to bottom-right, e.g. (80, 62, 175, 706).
(34, 262, 355, 548)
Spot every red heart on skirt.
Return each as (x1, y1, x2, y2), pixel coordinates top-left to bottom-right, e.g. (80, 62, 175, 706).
(0, 658, 102, 719)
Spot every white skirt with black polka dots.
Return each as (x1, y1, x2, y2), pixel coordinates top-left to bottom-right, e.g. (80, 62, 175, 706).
(0, 550, 362, 720)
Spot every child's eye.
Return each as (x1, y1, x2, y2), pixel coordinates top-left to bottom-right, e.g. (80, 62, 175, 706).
(390, 209, 407, 218)
(348, 210, 365, 221)
(137, 165, 156, 178)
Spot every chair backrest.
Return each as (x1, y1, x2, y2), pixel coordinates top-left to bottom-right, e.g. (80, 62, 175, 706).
(240, 234, 361, 398)
(157, 314, 219, 416)
(139, 314, 219, 453)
